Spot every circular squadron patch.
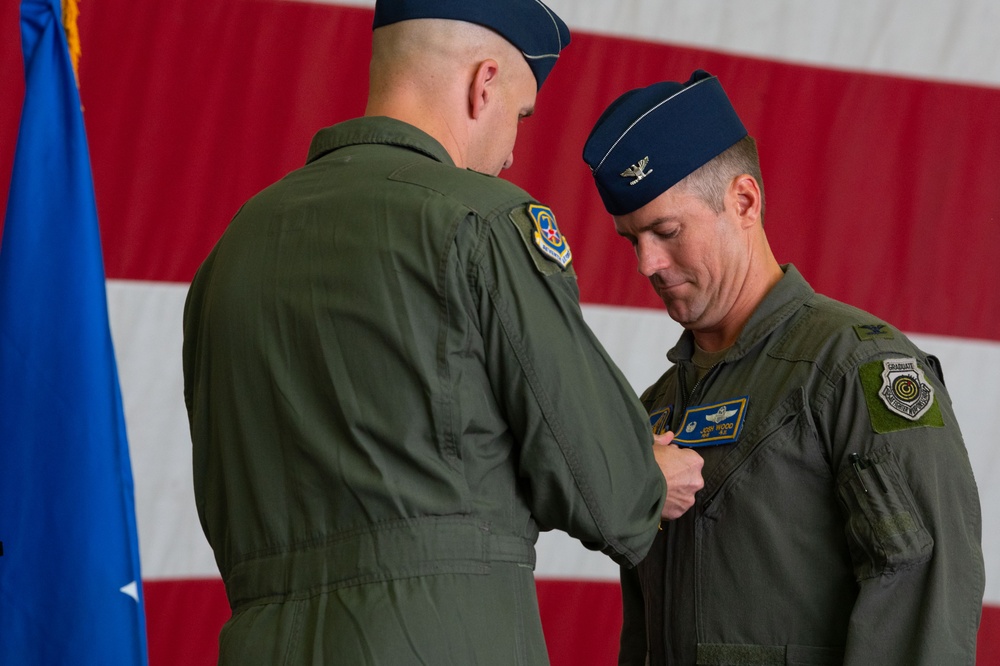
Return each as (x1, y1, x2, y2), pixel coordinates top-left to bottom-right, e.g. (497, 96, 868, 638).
(878, 357, 934, 421)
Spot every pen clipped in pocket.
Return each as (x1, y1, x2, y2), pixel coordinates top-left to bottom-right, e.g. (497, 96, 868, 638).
(836, 445, 933, 580)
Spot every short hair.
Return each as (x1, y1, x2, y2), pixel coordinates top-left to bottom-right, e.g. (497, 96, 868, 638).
(678, 135, 765, 223)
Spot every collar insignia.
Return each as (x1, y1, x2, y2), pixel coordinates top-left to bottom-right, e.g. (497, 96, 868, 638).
(878, 357, 934, 420)
(621, 156, 653, 186)
(854, 323, 894, 341)
(528, 204, 572, 268)
(674, 396, 749, 448)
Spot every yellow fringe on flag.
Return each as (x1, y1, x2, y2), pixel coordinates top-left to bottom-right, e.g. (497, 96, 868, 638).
(62, 0, 81, 87)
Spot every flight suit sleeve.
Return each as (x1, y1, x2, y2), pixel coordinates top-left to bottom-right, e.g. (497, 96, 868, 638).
(618, 565, 649, 666)
(825, 351, 984, 665)
(465, 203, 666, 566)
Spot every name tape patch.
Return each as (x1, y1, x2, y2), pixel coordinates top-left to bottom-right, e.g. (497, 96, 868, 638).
(674, 396, 749, 448)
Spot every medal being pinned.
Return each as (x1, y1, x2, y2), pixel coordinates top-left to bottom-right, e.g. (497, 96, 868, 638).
(649, 405, 673, 435)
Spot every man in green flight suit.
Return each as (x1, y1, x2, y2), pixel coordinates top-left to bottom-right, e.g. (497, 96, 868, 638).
(182, 2, 706, 664)
(583, 70, 985, 665)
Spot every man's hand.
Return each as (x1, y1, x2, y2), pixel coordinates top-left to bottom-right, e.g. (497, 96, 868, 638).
(653, 431, 704, 520)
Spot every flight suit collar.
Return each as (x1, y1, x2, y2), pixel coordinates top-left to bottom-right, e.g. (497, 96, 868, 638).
(667, 264, 814, 365)
(306, 116, 456, 167)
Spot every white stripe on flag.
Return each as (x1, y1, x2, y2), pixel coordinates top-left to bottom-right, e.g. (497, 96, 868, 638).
(288, 0, 1000, 87)
(108, 280, 1000, 603)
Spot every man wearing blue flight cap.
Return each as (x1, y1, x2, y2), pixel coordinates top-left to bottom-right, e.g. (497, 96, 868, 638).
(183, 2, 706, 664)
(584, 71, 984, 665)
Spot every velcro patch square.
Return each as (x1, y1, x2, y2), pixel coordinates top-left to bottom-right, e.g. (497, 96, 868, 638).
(860, 358, 944, 433)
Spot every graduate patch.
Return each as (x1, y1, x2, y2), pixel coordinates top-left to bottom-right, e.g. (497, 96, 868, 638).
(879, 357, 934, 420)
(649, 405, 673, 435)
(859, 358, 945, 433)
(673, 397, 748, 448)
(528, 204, 572, 269)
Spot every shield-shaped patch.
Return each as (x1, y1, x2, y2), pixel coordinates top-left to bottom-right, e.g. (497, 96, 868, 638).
(879, 357, 934, 421)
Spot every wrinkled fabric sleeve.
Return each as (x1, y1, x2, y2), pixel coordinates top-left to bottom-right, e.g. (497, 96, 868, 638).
(824, 352, 984, 665)
(463, 208, 665, 566)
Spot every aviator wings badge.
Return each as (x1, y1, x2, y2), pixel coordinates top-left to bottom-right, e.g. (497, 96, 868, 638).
(705, 406, 737, 424)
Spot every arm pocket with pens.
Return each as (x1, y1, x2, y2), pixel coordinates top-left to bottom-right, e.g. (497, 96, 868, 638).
(836, 445, 934, 580)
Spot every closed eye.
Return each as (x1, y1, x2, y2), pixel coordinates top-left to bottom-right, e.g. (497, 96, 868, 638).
(617, 231, 638, 248)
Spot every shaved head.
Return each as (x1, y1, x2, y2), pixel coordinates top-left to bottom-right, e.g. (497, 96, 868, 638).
(369, 19, 522, 100)
(365, 18, 537, 175)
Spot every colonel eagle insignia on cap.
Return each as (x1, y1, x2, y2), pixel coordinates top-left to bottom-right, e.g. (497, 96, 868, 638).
(621, 156, 652, 186)
(582, 70, 748, 215)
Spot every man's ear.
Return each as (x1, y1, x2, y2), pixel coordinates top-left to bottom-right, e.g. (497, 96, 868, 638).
(469, 59, 499, 120)
(730, 174, 762, 228)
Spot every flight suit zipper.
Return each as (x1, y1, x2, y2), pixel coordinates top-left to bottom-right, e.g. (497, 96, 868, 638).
(676, 361, 722, 427)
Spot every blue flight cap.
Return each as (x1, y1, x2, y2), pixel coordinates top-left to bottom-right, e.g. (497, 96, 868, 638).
(372, 0, 570, 90)
(582, 70, 748, 215)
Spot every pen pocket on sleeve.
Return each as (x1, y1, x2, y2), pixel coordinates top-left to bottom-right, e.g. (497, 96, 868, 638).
(836, 445, 933, 580)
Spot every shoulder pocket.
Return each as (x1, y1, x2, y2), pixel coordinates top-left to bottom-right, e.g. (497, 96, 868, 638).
(836, 445, 933, 579)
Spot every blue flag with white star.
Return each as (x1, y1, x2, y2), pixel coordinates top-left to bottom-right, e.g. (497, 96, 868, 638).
(0, 1, 148, 663)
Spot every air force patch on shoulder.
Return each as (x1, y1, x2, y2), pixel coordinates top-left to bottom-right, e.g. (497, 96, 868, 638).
(528, 204, 572, 269)
(859, 357, 944, 433)
(878, 357, 934, 420)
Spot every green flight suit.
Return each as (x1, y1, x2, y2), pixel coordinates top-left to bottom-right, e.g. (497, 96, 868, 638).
(183, 116, 665, 665)
(620, 265, 984, 665)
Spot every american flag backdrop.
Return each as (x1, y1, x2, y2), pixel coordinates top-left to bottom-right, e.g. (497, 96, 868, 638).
(2, 0, 998, 663)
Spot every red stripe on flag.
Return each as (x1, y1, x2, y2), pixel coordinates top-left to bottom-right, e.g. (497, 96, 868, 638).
(142, 578, 1000, 665)
(980, 605, 1000, 666)
(143, 579, 228, 666)
(0, 0, 26, 222)
(510, 39, 1000, 343)
(3, 0, 997, 340)
(537, 579, 623, 666)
